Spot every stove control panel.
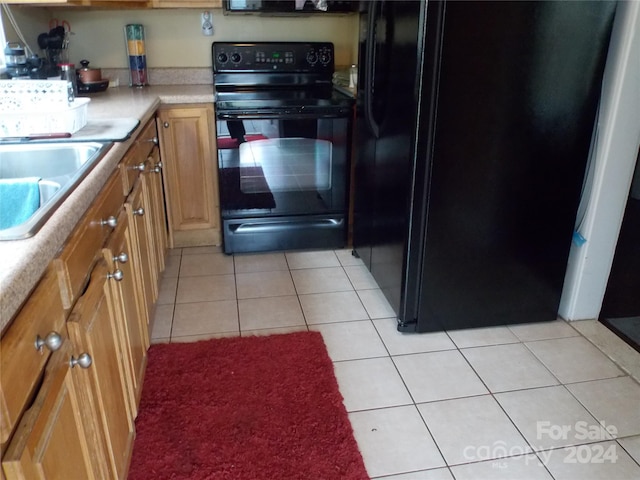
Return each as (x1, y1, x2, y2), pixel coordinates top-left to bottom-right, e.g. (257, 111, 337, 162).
(213, 42, 334, 74)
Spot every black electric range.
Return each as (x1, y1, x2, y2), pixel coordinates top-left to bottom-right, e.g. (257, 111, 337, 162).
(212, 42, 354, 254)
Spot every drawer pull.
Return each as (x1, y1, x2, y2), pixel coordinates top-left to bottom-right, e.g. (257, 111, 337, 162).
(70, 353, 92, 369)
(133, 162, 146, 172)
(108, 269, 124, 282)
(100, 216, 118, 228)
(34, 331, 63, 353)
(113, 252, 129, 264)
(133, 207, 145, 216)
(141, 136, 159, 145)
(163, 122, 169, 129)
(153, 161, 163, 174)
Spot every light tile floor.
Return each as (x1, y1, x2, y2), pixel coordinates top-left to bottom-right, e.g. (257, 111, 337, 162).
(151, 247, 640, 479)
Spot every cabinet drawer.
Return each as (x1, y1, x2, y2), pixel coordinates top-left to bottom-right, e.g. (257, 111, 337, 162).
(54, 170, 124, 310)
(0, 267, 66, 446)
(120, 118, 158, 196)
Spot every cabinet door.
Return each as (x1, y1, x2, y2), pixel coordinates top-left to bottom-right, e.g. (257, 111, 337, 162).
(125, 180, 157, 326)
(103, 211, 148, 416)
(141, 146, 168, 275)
(67, 260, 135, 480)
(153, 0, 222, 7)
(0, 268, 66, 447)
(158, 105, 220, 247)
(2, 342, 104, 480)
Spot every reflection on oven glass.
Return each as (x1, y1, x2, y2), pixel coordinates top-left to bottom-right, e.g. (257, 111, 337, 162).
(238, 138, 332, 194)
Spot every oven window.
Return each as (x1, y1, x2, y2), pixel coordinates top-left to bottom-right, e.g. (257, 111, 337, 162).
(238, 138, 332, 193)
(218, 118, 336, 195)
(217, 116, 349, 216)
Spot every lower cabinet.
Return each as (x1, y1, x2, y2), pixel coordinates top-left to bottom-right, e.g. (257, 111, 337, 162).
(125, 180, 157, 331)
(103, 210, 149, 415)
(67, 259, 135, 480)
(157, 104, 220, 247)
(0, 267, 66, 448)
(144, 146, 168, 274)
(1, 115, 168, 479)
(2, 342, 104, 480)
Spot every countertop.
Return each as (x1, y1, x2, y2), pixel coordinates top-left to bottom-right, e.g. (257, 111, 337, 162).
(0, 85, 214, 334)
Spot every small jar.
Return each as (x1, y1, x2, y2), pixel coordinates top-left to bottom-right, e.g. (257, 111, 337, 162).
(59, 63, 77, 100)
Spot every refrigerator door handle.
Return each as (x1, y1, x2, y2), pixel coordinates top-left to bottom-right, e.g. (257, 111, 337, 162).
(364, 0, 381, 139)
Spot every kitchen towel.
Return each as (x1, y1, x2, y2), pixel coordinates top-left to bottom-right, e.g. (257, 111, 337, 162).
(0, 177, 41, 230)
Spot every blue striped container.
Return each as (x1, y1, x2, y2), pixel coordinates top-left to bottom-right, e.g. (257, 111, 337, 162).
(124, 24, 148, 87)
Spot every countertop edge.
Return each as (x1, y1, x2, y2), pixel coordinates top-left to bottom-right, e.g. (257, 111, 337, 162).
(0, 85, 214, 334)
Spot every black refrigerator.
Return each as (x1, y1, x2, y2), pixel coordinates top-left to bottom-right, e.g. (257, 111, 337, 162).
(352, 0, 617, 333)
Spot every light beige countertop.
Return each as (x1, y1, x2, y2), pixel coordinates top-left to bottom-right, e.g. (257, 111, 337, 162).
(0, 85, 214, 334)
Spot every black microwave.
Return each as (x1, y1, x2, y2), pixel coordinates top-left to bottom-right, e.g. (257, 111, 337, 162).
(223, 0, 357, 15)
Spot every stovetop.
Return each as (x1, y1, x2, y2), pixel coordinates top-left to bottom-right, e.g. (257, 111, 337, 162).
(212, 42, 353, 113)
(215, 86, 353, 111)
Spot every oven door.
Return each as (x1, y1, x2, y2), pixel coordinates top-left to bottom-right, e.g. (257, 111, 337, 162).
(216, 109, 351, 253)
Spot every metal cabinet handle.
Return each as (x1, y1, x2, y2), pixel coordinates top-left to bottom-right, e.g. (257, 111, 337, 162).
(153, 161, 163, 173)
(133, 162, 146, 172)
(108, 269, 124, 282)
(100, 216, 118, 228)
(163, 122, 169, 128)
(133, 207, 145, 216)
(113, 252, 128, 264)
(139, 136, 158, 145)
(35, 331, 63, 352)
(70, 353, 92, 369)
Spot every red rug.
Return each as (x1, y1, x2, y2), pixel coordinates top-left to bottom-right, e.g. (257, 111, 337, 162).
(128, 332, 368, 480)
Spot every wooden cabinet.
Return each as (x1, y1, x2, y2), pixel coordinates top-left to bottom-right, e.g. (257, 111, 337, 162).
(125, 181, 157, 326)
(2, 0, 221, 7)
(2, 0, 148, 5)
(158, 105, 221, 247)
(53, 171, 125, 311)
(153, 0, 221, 6)
(121, 116, 168, 336)
(102, 210, 149, 415)
(67, 260, 135, 480)
(0, 268, 66, 448)
(1, 115, 168, 479)
(143, 146, 168, 274)
(2, 342, 105, 480)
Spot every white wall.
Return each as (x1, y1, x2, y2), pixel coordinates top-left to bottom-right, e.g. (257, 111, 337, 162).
(24, 7, 359, 69)
(559, 0, 640, 320)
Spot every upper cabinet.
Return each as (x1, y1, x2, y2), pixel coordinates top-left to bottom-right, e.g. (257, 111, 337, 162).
(2, 0, 147, 4)
(2, 0, 222, 7)
(152, 0, 222, 7)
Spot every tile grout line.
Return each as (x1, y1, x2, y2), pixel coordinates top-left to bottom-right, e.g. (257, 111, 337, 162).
(160, 248, 640, 478)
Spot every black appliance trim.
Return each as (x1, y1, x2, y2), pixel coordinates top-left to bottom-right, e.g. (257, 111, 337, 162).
(222, 0, 357, 15)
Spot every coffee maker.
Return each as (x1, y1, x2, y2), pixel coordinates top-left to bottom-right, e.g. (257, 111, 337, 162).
(3, 42, 47, 79)
(4, 42, 29, 78)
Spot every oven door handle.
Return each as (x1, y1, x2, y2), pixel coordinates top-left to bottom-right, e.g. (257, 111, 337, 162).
(230, 218, 345, 234)
(217, 112, 349, 120)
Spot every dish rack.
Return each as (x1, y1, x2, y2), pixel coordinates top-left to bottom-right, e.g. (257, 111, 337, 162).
(0, 80, 90, 137)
